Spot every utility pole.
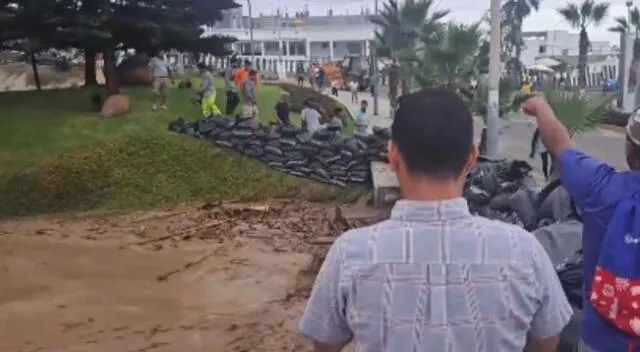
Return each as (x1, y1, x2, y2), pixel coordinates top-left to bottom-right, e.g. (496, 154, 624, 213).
(372, 0, 379, 116)
(247, 0, 255, 65)
(486, 0, 501, 158)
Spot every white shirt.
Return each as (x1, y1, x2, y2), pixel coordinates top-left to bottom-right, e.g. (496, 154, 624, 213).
(301, 107, 322, 134)
(349, 81, 359, 92)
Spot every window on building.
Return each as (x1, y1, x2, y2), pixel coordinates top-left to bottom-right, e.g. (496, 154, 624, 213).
(562, 49, 569, 55)
(539, 45, 546, 54)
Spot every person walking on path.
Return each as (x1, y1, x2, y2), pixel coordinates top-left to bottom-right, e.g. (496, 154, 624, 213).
(523, 97, 640, 352)
(197, 63, 220, 117)
(148, 50, 172, 111)
(299, 89, 572, 352)
(530, 127, 551, 181)
(240, 70, 259, 120)
(223, 65, 240, 115)
(353, 99, 369, 136)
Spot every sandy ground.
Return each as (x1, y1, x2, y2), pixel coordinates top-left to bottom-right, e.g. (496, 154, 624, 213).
(0, 199, 383, 352)
(0, 64, 105, 92)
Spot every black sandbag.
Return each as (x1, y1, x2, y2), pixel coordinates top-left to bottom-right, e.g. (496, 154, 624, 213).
(313, 168, 330, 179)
(264, 131, 281, 140)
(210, 115, 235, 128)
(229, 138, 246, 146)
(254, 128, 268, 139)
(464, 185, 492, 207)
(349, 177, 367, 184)
(168, 117, 186, 131)
(372, 126, 391, 139)
(537, 180, 580, 223)
(329, 135, 346, 148)
(296, 132, 312, 144)
(265, 145, 284, 156)
(279, 138, 298, 148)
(236, 117, 262, 130)
(207, 128, 222, 139)
(317, 155, 341, 164)
(308, 138, 330, 149)
(197, 120, 218, 134)
(301, 145, 319, 156)
(489, 192, 513, 212)
(466, 161, 503, 197)
(231, 128, 254, 137)
(277, 124, 301, 137)
(340, 150, 354, 160)
(557, 250, 584, 309)
(294, 166, 312, 175)
(215, 140, 233, 148)
(508, 188, 539, 231)
(217, 131, 232, 141)
(533, 220, 583, 267)
(286, 170, 306, 178)
(263, 154, 285, 163)
(245, 148, 263, 158)
(503, 159, 533, 181)
(343, 138, 360, 152)
(312, 129, 332, 141)
(350, 170, 369, 179)
(267, 162, 284, 169)
(248, 139, 263, 147)
(286, 160, 306, 168)
(184, 127, 196, 136)
(283, 151, 304, 160)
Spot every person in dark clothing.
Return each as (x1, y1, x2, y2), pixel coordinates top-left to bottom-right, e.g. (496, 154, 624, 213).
(274, 92, 291, 125)
(316, 67, 325, 90)
(530, 127, 551, 181)
(221, 68, 240, 115)
(296, 62, 305, 86)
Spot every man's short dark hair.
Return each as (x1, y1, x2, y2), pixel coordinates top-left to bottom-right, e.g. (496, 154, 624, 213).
(391, 88, 474, 180)
(248, 69, 257, 76)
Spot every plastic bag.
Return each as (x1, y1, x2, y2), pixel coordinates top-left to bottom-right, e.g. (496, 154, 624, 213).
(533, 220, 583, 268)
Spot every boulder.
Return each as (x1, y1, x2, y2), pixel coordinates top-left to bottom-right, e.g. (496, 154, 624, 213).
(100, 94, 131, 118)
(117, 54, 153, 86)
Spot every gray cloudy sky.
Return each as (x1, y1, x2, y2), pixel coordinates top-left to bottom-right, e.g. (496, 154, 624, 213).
(244, 0, 636, 44)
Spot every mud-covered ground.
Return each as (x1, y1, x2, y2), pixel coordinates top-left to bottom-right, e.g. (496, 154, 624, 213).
(0, 200, 385, 352)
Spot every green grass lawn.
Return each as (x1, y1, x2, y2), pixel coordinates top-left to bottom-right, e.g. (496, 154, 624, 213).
(0, 83, 361, 218)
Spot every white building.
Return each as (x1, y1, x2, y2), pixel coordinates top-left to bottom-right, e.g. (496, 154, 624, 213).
(521, 30, 613, 67)
(202, 8, 375, 73)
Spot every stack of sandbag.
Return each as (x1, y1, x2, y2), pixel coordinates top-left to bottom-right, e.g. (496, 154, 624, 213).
(168, 115, 393, 187)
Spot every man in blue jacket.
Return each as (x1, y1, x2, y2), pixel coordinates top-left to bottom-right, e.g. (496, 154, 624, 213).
(523, 96, 640, 351)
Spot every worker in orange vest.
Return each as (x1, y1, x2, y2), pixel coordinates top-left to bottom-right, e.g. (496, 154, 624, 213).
(234, 60, 260, 87)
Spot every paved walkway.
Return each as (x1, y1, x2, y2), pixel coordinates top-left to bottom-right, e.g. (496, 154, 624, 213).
(329, 89, 630, 174)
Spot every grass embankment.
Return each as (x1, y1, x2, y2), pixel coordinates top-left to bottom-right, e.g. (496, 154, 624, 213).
(0, 82, 361, 218)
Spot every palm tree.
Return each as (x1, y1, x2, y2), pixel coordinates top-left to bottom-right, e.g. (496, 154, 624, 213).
(368, 0, 449, 112)
(609, 7, 640, 91)
(502, 0, 542, 82)
(412, 22, 483, 89)
(557, 0, 610, 89)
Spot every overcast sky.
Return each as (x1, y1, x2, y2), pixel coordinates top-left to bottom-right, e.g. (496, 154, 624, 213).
(244, 0, 636, 44)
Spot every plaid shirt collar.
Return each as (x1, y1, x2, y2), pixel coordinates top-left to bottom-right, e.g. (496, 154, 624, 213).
(390, 198, 471, 222)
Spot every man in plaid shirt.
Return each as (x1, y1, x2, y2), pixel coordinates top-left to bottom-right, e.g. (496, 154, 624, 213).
(299, 89, 572, 352)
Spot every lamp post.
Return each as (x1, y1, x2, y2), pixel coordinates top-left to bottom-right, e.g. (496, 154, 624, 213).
(372, 0, 379, 116)
(485, 0, 501, 158)
(247, 0, 254, 65)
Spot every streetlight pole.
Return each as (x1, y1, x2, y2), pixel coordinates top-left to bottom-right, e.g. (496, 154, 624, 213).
(247, 0, 255, 66)
(372, 0, 379, 116)
(485, 0, 501, 158)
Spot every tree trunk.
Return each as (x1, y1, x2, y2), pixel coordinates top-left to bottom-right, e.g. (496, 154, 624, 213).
(388, 63, 399, 110)
(84, 49, 97, 86)
(103, 50, 119, 96)
(29, 53, 42, 91)
(401, 77, 410, 96)
(514, 24, 523, 84)
(577, 28, 589, 89)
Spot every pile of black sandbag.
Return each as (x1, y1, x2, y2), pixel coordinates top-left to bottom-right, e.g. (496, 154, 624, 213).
(168, 115, 390, 187)
(464, 161, 584, 352)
